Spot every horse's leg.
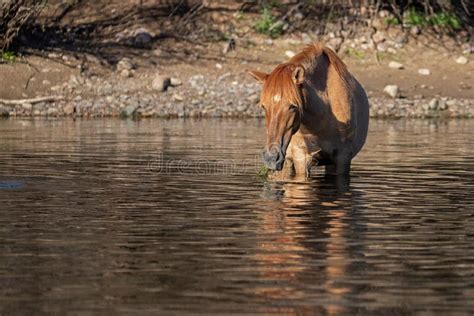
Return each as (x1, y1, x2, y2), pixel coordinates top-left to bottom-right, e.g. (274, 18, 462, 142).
(269, 159, 295, 180)
(280, 158, 296, 178)
(325, 149, 352, 176)
(292, 153, 312, 178)
(325, 164, 337, 175)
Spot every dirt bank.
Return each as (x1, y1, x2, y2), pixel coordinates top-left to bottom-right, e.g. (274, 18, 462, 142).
(0, 1, 472, 118)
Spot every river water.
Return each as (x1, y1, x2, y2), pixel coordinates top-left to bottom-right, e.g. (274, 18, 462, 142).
(0, 119, 473, 314)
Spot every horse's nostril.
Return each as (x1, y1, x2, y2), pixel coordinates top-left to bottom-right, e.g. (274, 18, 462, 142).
(262, 151, 270, 161)
(263, 149, 280, 163)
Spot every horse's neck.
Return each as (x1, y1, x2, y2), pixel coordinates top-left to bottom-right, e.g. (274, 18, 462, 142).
(299, 53, 352, 133)
(299, 82, 331, 132)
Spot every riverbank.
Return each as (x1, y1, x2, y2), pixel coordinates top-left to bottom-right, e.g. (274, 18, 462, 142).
(1, 82, 473, 119)
(1, 2, 472, 119)
(1, 44, 472, 119)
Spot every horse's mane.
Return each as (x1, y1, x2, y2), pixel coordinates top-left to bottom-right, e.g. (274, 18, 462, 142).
(261, 43, 354, 112)
(289, 43, 354, 89)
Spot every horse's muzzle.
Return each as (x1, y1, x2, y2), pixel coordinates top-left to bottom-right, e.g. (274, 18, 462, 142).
(262, 149, 284, 171)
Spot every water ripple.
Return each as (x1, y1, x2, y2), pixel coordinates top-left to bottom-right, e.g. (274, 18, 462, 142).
(0, 119, 473, 314)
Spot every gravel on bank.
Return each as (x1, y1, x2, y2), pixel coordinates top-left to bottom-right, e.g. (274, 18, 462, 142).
(1, 72, 473, 119)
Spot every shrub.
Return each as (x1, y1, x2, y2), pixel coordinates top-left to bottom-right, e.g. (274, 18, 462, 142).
(254, 7, 283, 39)
(429, 12, 462, 29)
(0, 0, 44, 51)
(404, 7, 427, 26)
(1, 50, 16, 62)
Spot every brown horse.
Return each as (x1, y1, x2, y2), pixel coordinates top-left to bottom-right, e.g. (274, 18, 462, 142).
(248, 43, 369, 178)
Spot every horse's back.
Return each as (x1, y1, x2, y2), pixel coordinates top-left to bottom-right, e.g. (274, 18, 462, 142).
(351, 78, 370, 157)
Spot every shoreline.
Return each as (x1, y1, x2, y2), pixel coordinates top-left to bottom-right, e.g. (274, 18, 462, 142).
(1, 96, 473, 120)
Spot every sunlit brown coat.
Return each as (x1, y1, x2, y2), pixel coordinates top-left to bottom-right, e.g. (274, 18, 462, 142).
(249, 43, 369, 178)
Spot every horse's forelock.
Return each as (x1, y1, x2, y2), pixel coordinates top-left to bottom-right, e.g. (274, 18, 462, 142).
(262, 64, 303, 113)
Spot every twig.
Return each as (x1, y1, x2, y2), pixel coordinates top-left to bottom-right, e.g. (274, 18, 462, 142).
(16, 57, 40, 90)
(269, 3, 302, 32)
(0, 96, 64, 106)
(374, 50, 381, 65)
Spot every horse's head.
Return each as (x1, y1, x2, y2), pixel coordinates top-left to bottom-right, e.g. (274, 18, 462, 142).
(248, 63, 305, 171)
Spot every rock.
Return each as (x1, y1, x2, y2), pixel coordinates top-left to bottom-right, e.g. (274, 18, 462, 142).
(378, 10, 389, 18)
(0, 106, 9, 117)
(47, 107, 59, 116)
(428, 98, 439, 110)
(133, 28, 153, 47)
(418, 68, 431, 76)
(42, 79, 51, 85)
(460, 82, 472, 90)
(260, 38, 272, 46)
(446, 99, 457, 107)
(223, 38, 236, 54)
(121, 105, 139, 117)
(85, 54, 101, 64)
(153, 48, 169, 58)
(120, 69, 132, 78)
(215, 63, 223, 69)
(387, 47, 397, 54)
(247, 93, 260, 104)
(22, 103, 33, 111)
(377, 42, 388, 52)
(383, 85, 399, 98)
(152, 75, 171, 92)
(35, 102, 46, 111)
(170, 78, 182, 86)
(395, 35, 407, 44)
(64, 104, 75, 115)
(285, 50, 296, 58)
(372, 18, 384, 30)
(438, 100, 448, 110)
(188, 75, 204, 88)
(328, 37, 343, 50)
(301, 33, 312, 44)
(372, 32, 385, 43)
(50, 85, 62, 92)
(410, 26, 421, 35)
(47, 53, 60, 59)
(173, 93, 184, 102)
(456, 56, 468, 65)
(217, 72, 231, 82)
(394, 43, 404, 49)
(116, 58, 134, 72)
(388, 61, 404, 69)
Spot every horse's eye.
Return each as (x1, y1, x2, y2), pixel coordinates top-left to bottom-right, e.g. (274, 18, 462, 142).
(289, 104, 298, 112)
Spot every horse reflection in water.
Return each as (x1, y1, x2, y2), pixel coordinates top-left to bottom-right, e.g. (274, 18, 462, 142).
(252, 177, 365, 314)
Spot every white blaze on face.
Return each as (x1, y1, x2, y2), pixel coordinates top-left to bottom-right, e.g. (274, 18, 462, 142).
(272, 94, 282, 103)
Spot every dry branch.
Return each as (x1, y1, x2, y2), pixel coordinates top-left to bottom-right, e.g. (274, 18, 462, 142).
(0, 96, 64, 106)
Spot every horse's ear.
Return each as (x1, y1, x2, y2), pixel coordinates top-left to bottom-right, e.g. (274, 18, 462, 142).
(292, 65, 305, 85)
(247, 70, 268, 84)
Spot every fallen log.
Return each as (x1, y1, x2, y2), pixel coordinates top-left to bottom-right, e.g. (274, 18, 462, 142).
(0, 96, 64, 106)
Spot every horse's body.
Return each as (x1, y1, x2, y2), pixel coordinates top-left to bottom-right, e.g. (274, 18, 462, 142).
(249, 43, 369, 178)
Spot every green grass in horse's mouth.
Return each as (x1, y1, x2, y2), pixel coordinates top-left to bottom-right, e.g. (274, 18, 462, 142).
(256, 165, 271, 179)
